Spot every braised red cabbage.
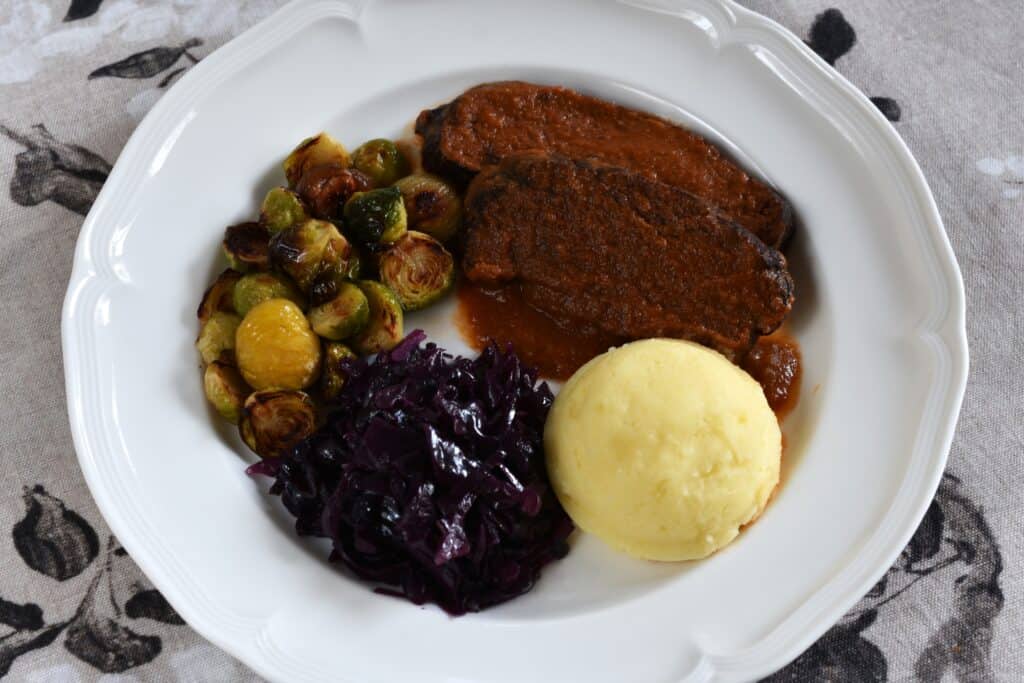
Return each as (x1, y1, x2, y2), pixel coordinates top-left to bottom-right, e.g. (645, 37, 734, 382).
(248, 330, 573, 614)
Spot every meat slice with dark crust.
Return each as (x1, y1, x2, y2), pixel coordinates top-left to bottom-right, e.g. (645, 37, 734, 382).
(463, 153, 794, 360)
(416, 81, 793, 248)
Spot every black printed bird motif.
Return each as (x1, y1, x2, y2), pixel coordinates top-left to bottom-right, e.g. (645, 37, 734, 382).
(764, 473, 1003, 681)
(0, 486, 186, 677)
(1, 124, 111, 216)
(89, 39, 202, 83)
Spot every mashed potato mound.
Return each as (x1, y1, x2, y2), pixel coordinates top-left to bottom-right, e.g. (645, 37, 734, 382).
(545, 339, 780, 561)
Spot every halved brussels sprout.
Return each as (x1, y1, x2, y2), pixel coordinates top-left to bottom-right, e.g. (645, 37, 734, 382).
(269, 219, 357, 293)
(239, 390, 317, 458)
(321, 342, 357, 402)
(308, 245, 365, 306)
(203, 360, 249, 424)
(235, 299, 322, 391)
(223, 221, 271, 272)
(351, 139, 410, 187)
(379, 231, 455, 311)
(343, 187, 407, 245)
(283, 132, 351, 188)
(260, 187, 308, 234)
(295, 164, 372, 220)
(393, 173, 462, 242)
(307, 282, 369, 340)
(197, 268, 242, 325)
(349, 280, 403, 355)
(395, 139, 422, 173)
(196, 311, 241, 366)
(232, 272, 304, 317)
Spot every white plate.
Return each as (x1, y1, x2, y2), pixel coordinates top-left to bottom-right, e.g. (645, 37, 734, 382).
(62, 0, 968, 680)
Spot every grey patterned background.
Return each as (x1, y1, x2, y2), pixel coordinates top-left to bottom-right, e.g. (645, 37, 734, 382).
(0, 1, 1020, 680)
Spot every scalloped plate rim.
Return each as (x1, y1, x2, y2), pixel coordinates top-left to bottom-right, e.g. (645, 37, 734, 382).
(61, 1, 968, 681)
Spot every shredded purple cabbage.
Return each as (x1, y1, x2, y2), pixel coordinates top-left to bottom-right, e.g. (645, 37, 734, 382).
(248, 330, 573, 614)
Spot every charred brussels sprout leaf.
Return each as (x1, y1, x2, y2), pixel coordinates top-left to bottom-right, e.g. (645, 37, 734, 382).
(345, 250, 363, 280)
(308, 270, 341, 308)
(269, 219, 356, 293)
(196, 311, 241, 366)
(393, 173, 462, 242)
(239, 390, 317, 457)
(307, 246, 366, 306)
(343, 187, 407, 245)
(232, 272, 304, 317)
(283, 132, 350, 188)
(351, 138, 410, 187)
(307, 282, 370, 340)
(203, 360, 249, 424)
(379, 231, 455, 311)
(295, 164, 371, 220)
(223, 221, 271, 272)
(260, 187, 308, 233)
(197, 268, 242, 325)
(320, 342, 356, 402)
(349, 280, 403, 355)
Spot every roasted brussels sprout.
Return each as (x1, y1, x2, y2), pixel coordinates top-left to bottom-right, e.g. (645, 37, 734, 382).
(235, 299, 322, 390)
(197, 268, 242, 325)
(379, 231, 455, 311)
(307, 282, 370, 340)
(307, 246, 363, 305)
(343, 187, 407, 245)
(295, 164, 372, 220)
(395, 139, 422, 173)
(203, 360, 249, 424)
(223, 221, 271, 272)
(320, 342, 356, 402)
(284, 132, 351, 188)
(351, 138, 410, 187)
(196, 311, 241, 366)
(239, 390, 317, 457)
(260, 187, 308, 233)
(393, 173, 462, 242)
(346, 249, 364, 280)
(349, 280, 403, 355)
(269, 219, 357, 293)
(232, 272, 304, 317)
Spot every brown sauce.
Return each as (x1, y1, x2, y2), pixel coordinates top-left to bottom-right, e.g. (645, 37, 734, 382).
(456, 281, 802, 421)
(740, 332, 802, 420)
(455, 281, 623, 381)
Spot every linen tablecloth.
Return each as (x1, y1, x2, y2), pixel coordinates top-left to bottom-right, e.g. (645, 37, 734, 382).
(1, 1, 1020, 680)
